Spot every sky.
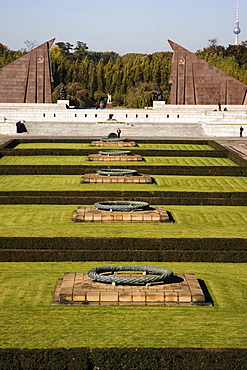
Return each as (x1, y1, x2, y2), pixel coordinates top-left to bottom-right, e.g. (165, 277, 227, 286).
(1, 0, 247, 55)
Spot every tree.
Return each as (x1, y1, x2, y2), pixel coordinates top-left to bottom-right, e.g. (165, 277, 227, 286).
(208, 38, 218, 48)
(74, 41, 88, 59)
(56, 42, 74, 55)
(88, 60, 97, 95)
(0, 43, 9, 55)
(24, 39, 38, 51)
(104, 58, 114, 93)
(65, 83, 94, 107)
(96, 58, 105, 92)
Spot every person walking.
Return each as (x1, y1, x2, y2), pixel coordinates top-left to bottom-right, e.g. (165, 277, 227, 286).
(240, 126, 244, 137)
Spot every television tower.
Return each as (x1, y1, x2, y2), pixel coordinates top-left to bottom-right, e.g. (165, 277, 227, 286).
(233, 0, 241, 45)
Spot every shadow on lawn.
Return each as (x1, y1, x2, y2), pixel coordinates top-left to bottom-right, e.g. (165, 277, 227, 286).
(198, 279, 214, 306)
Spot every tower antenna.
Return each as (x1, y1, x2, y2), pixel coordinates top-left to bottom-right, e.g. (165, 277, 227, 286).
(233, 0, 241, 45)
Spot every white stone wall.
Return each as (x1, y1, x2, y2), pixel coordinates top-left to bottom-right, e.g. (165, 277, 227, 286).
(0, 102, 246, 137)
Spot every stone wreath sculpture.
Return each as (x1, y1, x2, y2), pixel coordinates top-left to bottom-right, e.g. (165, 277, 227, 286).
(101, 137, 127, 142)
(99, 150, 131, 156)
(88, 265, 174, 286)
(94, 200, 149, 211)
(101, 133, 127, 142)
(97, 169, 137, 176)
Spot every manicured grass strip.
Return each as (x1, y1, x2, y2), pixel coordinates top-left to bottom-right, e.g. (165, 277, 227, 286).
(138, 144, 215, 150)
(0, 262, 246, 349)
(0, 175, 247, 192)
(0, 205, 247, 238)
(15, 143, 90, 149)
(154, 175, 247, 192)
(15, 143, 215, 150)
(0, 156, 237, 166)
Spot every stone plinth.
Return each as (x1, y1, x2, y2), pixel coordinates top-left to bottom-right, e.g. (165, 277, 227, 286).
(53, 272, 211, 306)
(90, 141, 136, 147)
(72, 206, 170, 222)
(81, 173, 153, 184)
(106, 103, 113, 108)
(86, 154, 143, 161)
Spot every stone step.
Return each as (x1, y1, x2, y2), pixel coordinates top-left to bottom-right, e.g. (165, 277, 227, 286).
(13, 121, 207, 138)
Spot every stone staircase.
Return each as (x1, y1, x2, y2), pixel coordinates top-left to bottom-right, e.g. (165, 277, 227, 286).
(16, 121, 207, 138)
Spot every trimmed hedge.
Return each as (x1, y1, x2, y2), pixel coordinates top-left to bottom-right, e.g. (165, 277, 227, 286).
(1, 237, 246, 251)
(0, 191, 247, 205)
(1, 139, 216, 148)
(0, 139, 231, 158)
(1, 196, 247, 206)
(0, 348, 92, 370)
(0, 237, 246, 262)
(91, 348, 247, 370)
(1, 139, 91, 149)
(1, 165, 247, 176)
(0, 348, 246, 370)
(0, 148, 228, 157)
(1, 249, 246, 262)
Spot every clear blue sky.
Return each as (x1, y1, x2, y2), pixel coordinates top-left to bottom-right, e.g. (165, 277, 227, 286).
(1, 0, 246, 54)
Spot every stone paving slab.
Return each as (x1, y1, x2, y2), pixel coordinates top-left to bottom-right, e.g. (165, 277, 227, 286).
(86, 154, 143, 161)
(72, 206, 171, 222)
(90, 140, 136, 147)
(81, 173, 153, 184)
(53, 272, 211, 306)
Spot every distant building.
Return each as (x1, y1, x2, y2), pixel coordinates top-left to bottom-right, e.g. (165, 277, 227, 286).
(233, 0, 241, 45)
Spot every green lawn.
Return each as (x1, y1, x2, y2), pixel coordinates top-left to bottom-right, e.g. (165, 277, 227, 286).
(0, 205, 247, 238)
(0, 156, 237, 166)
(0, 175, 247, 192)
(15, 143, 215, 150)
(0, 262, 246, 349)
(1, 141, 246, 352)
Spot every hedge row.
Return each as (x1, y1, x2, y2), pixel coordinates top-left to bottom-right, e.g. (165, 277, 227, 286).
(2, 190, 247, 198)
(1, 139, 90, 149)
(0, 347, 246, 370)
(1, 195, 247, 206)
(0, 148, 228, 157)
(1, 237, 246, 251)
(1, 249, 246, 262)
(1, 165, 247, 176)
(1, 238, 246, 262)
(1, 139, 217, 148)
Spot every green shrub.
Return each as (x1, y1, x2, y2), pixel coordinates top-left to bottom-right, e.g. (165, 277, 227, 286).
(0, 237, 246, 262)
(0, 148, 228, 157)
(0, 348, 246, 370)
(1, 165, 247, 176)
(91, 348, 247, 370)
(1, 190, 247, 206)
(0, 348, 92, 370)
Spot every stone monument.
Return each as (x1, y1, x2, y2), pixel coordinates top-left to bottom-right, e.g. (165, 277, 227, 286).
(106, 93, 113, 108)
(168, 40, 247, 105)
(53, 264, 211, 306)
(0, 39, 54, 103)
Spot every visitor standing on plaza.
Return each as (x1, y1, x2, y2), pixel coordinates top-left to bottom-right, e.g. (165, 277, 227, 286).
(240, 126, 244, 137)
(117, 128, 121, 138)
